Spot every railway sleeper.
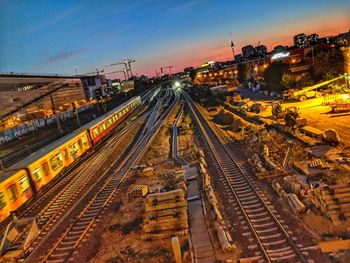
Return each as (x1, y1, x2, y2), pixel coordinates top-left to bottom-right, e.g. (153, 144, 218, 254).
(245, 206, 265, 213)
(243, 203, 263, 209)
(266, 246, 293, 254)
(262, 239, 287, 246)
(249, 217, 271, 223)
(259, 233, 283, 240)
(239, 195, 259, 202)
(247, 212, 269, 218)
(240, 199, 260, 205)
(269, 253, 296, 261)
(236, 192, 256, 199)
(252, 221, 274, 228)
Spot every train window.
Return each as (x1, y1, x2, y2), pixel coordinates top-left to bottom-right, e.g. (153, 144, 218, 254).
(93, 128, 98, 137)
(7, 184, 19, 201)
(69, 144, 78, 159)
(19, 176, 30, 191)
(78, 139, 83, 149)
(82, 137, 89, 149)
(0, 192, 6, 209)
(62, 149, 69, 161)
(42, 162, 50, 176)
(32, 167, 41, 181)
(49, 153, 63, 171)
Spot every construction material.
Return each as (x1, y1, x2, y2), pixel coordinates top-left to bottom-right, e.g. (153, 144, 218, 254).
(143, 189, 188, 238)
(128, 185, 148, 198)
(171, 236, 183, 263)
(319, 239, 350, 252)
(309, 183, 350, 224)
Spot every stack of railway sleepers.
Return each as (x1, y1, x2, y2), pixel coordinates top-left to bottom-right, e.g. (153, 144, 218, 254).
(142, 189, 188, 240)
(309, 182, 350, 224)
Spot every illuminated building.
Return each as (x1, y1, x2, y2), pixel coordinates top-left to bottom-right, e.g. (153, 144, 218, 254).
(306, 34, 319, 46)
(242, 45, 255, 59)
(293, 33, 307, 48)
(255, 45, 268, 57)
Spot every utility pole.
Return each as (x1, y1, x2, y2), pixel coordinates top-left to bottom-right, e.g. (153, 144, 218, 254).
(72, 102, 81, 127)
(74, 66, 78, 76)
(50, 95, 63, 134)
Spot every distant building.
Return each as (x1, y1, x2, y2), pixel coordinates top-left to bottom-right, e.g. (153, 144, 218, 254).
(81, 75, 113, 99)
(255, 45, 268, 57)
(234, 54, 243, 62)
(273, 45, 288, 53)
(336, 30, 350, 46)
(306, 33, 319, 46)
(293, 33, 307, 48)
(242, 45, 255, 59)
(318, 36, 336, 44)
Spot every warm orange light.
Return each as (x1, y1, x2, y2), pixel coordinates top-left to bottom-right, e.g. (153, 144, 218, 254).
(291, 59, 296, 63)
(214, 73, 218, 76)
(234, 70, 238, 74)
(229, 71, 233, 74)
(209, 73, 212, 77)
(220, 72, 223, 75)
(254, 66, 258, 71)
(263, 64, 268, 68)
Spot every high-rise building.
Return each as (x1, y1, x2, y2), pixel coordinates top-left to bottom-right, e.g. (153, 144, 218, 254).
(306, 34, 319, 46)
(234, 54, 243, 62)
(255, 45, 267, 57)
(293, 33, 307, 48)
(242, 45, 255, 58)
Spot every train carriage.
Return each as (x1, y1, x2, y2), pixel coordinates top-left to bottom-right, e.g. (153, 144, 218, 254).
(0, 130, 91, 222)
(82, 96, 141, 143)
(0, 96, 141, 222)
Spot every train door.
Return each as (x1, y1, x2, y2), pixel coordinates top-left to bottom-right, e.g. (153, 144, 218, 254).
(6, 183, 19, 209)
(32, 167, 42, 190)
(69, 143, 79, 160)
(81, 136, 89, 150)
(18, 175, 32, 198)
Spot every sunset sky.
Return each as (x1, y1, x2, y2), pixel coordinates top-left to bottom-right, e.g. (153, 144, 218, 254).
(1, 0, 349, 78)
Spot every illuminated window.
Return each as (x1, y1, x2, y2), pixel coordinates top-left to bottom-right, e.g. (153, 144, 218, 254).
(49, 153, 63, 171)
(0, 192, 6, 209)
(7, 184, 19, 201)
(19, 176, 30, 191)
(62, 149, 69, 161)
(42, 162, 50, 176)
(32, 167, 41, 181)
(68, 143, 79, 159)
(82, 137, 89, 149)
(78, 139, 83, 149)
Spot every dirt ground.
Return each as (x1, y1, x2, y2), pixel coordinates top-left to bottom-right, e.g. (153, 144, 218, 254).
(87, 104, 188, 263)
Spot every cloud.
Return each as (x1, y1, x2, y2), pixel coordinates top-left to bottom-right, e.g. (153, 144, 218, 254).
(46, 48, 85, 64)
(166, 0, 199, 13)
(26, 3, 85, 34)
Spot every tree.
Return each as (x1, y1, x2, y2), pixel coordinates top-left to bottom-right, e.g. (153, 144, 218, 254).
(237, 63, 249, 83)
(313, 48, 344, 81)
(281, 74, 293, 89)
(263, 61, 285, 92)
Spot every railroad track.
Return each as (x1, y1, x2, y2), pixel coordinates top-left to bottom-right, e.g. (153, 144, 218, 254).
(184, 92, 310, 263)
(172, 103, 187, 166)
(22, 88, 178, 263)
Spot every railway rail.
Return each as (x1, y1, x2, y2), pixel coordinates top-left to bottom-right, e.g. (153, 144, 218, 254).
(183, 92, 310, 263)
(22, 88, 178, 263)
(172, 103, 187, 166)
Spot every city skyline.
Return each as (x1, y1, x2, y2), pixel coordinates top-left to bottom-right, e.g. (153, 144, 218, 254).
(1, 0, 350, 78)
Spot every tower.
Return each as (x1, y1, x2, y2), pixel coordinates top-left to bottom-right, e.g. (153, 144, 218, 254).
(231, 40, 235, 59)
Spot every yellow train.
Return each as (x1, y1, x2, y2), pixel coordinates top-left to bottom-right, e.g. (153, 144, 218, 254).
(0, 96, 141, 222)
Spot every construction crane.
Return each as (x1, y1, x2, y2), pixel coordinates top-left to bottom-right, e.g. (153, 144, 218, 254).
(83, 68, 104, 75)
(105, 69, 127, 80)
(160, 66, 173, 75)
(105, 59, 136, 79)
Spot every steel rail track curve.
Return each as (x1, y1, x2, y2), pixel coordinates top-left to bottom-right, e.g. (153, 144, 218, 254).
(183, 92, 309, 263)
